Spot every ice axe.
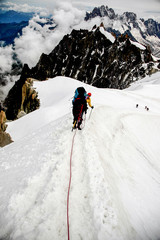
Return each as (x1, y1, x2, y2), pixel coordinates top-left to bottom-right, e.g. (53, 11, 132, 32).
(88, 106, 94, 120)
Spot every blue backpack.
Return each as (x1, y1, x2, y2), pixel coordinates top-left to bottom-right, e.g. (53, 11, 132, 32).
(72, 87, 87, 103)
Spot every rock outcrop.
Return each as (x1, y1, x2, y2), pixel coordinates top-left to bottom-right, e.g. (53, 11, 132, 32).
(0, 130, 13, 147)
(4, 64, 40, 120)
(0, 107, 13, 147)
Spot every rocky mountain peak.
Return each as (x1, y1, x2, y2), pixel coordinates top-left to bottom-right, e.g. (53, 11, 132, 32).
(20, 26, 159, 85)
(85, 5, 160, 58)
(4, 65, 40, 120)
(85, 5, 117, 20)
(144, 19, 160, 37)
(121, 12, 137, 22)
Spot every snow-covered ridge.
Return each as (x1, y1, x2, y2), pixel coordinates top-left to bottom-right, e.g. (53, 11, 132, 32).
(99, 26, 115, 43)
(130, 39, 146, 50)
(0, 72, 160, 239)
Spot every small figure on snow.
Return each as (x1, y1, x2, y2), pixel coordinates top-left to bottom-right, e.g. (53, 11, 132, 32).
(136, 104, 138, 108)
(145, 106, 149, 111)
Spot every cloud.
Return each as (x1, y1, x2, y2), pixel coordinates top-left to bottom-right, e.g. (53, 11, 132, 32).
(0, 45, 17, 101)
(13, 2, 85, 68)
(0, 45, 14, 73)
(0, 2, 85, 100)
(0, 75, 18, 102)
(0, 1, 49, 16)
(53, 2, 85, 30)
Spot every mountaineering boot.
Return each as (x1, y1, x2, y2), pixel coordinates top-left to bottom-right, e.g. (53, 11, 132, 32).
(77, 121, 82, 130)
(78, 126, 81, 130)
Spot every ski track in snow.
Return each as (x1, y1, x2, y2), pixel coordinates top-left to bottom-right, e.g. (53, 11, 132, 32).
(0, 74, 160, 239)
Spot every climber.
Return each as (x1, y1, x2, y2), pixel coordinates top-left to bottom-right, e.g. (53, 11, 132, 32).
(86, 92, 94, 109)
(72, 87, 87, 130)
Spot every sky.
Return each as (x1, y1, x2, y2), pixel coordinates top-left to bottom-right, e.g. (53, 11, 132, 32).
(0, 0, 160, 20)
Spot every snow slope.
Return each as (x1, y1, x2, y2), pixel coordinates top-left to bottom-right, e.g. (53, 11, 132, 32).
(0, 72, 160, 240)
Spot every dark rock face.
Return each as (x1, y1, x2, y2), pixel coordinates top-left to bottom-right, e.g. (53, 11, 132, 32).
(85, 5, 117, 20)
(4, 64, 29, 120)
(4, 64, 40, 120)
(29, 28, 113, 82)
(144, 19, 160, 37)
(26, 27, 157, 89)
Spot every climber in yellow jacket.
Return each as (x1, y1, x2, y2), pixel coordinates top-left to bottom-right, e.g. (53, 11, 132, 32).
(86, 93, 94, 109)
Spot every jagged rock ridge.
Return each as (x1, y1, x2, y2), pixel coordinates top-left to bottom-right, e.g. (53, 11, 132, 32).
(24, 26, 158, 88)
(85, 5, 160, 58)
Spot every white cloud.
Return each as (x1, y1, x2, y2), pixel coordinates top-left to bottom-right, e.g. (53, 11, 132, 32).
(53, 2, 85, 30)
(0, 45, 14, 73)
(0, 45, 18, 101)
(0, 75, 19, 102)
(0, 1, 49, 16)
(14, 3, 85, 68)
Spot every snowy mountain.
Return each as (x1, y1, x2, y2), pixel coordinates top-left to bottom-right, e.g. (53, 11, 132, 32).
(3, 24, 160, 120)
(85, 5, 160, 58)
(0, 72, 160, 239)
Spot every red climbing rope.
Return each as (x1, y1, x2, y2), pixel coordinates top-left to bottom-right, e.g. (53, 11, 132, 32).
(67, 104, 84, 240)
(67, 128, 77, 240)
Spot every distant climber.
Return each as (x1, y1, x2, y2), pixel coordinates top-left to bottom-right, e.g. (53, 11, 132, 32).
(145, 106, 149, 111)
(136, 104, 138, 108)
(72, 87, 87, 130)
